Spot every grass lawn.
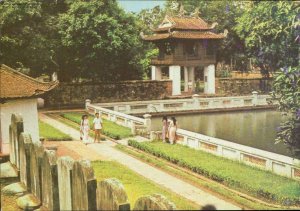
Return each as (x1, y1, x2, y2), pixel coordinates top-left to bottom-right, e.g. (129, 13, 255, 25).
(60, 112, 132, 139)
(92, 160, 198, 210)
(128, 140, 300, 206)
(39, 120, 72, 141)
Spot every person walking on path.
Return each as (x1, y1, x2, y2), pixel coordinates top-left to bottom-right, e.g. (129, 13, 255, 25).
(168, 117, 177, 144)
(93, 112, 103, 143)
(162, 116, 168, 142)
(80, 114, 90, 145)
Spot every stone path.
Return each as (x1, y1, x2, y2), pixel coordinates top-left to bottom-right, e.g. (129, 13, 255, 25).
(39, 113, 241, 210)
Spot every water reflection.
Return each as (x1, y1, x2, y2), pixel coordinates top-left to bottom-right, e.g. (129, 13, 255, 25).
(151, 110, 291, 156)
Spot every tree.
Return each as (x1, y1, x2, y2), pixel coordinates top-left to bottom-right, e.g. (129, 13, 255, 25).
(0, 0, 68, 76)
(235, 1, 300, 155)
(235, 1, 299, 76)
(58, 0, 145, 81)
(137, 5, 165, 34)
(273, 66, 300, 157)
(134, 6, 165, 79)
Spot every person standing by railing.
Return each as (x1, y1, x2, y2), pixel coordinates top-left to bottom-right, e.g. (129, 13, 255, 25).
(162, 116, 168, 142)
(168, 117, 177, 144)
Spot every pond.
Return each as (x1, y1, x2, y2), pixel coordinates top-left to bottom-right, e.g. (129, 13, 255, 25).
(151, 110, 292, 156)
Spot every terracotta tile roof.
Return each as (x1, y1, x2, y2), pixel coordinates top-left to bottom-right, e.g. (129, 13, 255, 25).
(0, 64, 59, 99)
(143, 31, 224, 41)
(154, 16, 211, 32)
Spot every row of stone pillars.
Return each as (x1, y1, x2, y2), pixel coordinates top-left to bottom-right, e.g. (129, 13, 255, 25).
(151, 65, 216, 96)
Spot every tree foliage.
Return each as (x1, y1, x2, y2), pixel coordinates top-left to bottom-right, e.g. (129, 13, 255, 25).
(0, 0, 147, 81)
(0, 0, 68, 76)
(273, 67, 300, 156)
(235, 1, 299, 76)
(233, 1, 300, 154)
(58, 0, 145, 81)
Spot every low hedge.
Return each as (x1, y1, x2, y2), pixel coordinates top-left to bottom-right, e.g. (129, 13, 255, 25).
(60, 113, 132, 140)
(128, 140, 300, 206)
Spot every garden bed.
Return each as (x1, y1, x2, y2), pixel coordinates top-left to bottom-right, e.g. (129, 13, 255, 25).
(39, 121, 72, 141)
(128, 140, 300, 206)
(92, 160, 198, 210)
(60, 112, 132, 140)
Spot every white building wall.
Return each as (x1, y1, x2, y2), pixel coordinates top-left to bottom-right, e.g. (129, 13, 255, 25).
(0, 98, 39, 154)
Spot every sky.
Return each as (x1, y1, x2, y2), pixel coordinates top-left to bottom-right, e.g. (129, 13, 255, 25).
(118, 0, 165, 13)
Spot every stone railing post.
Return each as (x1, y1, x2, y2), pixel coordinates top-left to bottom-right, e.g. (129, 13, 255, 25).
(125, 105, 131, 113)
(143, 114, 152, 132)
(85, 99, 91, 110)
(131, 123, 136, 136)
(150, 131, 156, 141)
(252, 91, 258, 106)
(192, 94, 200, 109)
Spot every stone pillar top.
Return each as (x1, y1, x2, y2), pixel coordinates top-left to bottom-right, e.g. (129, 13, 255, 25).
(143, 114, 152, 119)
(85, 99, 91, 110)
(252, 91, 258, 95)
(192, 94, 200, 99)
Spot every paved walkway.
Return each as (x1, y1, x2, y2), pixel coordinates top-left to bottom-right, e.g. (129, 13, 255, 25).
(39, 113, 241, 210)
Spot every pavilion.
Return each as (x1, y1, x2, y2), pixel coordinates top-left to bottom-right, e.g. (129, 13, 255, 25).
(142, 12, 226, 95)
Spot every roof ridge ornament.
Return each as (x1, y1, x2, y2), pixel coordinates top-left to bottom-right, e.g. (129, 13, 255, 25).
(223, 29, 229, 37)
(169, 1, 179, 12)
(210, 22, 218, 29)
(178, 4, 186, 17)
(140, 31, 145, 39)
(190, 7, 200, 18)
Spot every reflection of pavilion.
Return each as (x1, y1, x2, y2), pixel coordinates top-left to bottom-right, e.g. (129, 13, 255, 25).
(142, 13, 226, 95)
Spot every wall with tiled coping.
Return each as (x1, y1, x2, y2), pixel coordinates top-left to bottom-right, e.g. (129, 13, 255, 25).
(93, 92, 273, 114)
(86, 99, 300, 180)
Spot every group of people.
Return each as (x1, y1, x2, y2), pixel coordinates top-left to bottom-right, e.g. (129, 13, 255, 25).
(80, 112, 178, 145)
(80, 112, 103, 144)
(162, 116, 178, 144)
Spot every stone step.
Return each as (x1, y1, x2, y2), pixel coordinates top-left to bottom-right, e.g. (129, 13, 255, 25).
(2, 182, 27, 196)
(0, 162, 18, 178)
(17, 193, 41, 210)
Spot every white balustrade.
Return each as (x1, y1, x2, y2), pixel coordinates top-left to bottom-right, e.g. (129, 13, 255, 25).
(84, 96, 297, 179)
(92, 94, 275, 115)
(175, 128, 300, 179)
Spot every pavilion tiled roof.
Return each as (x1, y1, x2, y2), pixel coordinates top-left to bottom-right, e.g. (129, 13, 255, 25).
(0, 64, 59, 100)
(142, 15, 225, 41)
(154, 16, 211, 32)
(143, 31, 224, 41)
